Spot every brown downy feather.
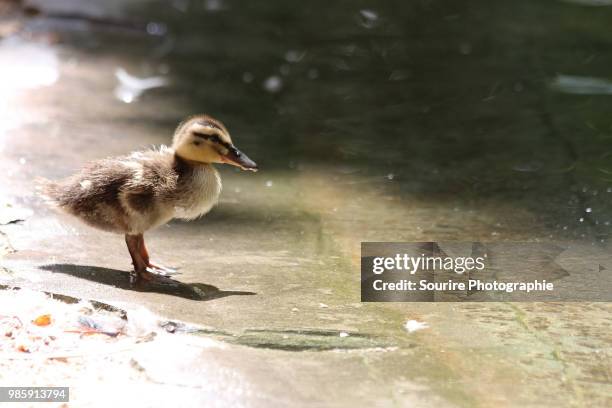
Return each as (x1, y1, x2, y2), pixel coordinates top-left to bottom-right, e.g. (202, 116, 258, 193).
(37, 149, 221, 234)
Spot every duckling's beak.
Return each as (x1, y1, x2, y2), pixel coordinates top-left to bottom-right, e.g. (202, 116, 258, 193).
(222, 145, 258, 172)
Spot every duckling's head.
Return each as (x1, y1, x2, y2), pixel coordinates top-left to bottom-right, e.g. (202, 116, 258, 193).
(172, 115, 258, 171)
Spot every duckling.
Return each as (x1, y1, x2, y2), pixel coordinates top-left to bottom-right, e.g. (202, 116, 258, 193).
(42, 114, 257, 281)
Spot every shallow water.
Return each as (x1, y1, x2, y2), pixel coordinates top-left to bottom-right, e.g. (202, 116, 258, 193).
(4, 0, 612, 242)
(105, 0, 612, 242)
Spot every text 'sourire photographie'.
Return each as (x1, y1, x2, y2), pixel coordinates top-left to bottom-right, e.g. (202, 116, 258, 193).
(0, 1, 610, 407)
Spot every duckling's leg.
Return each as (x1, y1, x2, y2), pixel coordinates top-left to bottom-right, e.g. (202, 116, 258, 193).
(125, 233, 155, 281)
(136, 234, 178, 276)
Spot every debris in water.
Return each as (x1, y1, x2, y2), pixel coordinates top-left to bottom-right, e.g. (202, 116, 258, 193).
(17, 343, 29, 353)
(404, 320, 429, 333)
(161, 321, 177, 333)
(550, 74, 612, 95)
(114, 68, 169, 103)
(263, 75, 283, 93)
(32, 314, 51, 326)
(512, 161, 542, 172)
(0, 201, 31, 225)
(75, 315, 123, 337)
(358, 9, 379, 28)
(0, 288, 192, 355)
(159, 320, 198, 334)
(146, 22, 167, 36)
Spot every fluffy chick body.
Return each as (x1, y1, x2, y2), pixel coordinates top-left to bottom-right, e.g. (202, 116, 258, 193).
(44, 147, 222, 235)
(41, 114, 257, 280)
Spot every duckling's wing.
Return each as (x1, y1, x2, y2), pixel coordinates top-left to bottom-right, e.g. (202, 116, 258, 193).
(117, 152, 179, 223)
(44, 150, 179, 233)
(42, 158, 138, 232)
(120, 152, 178, 196)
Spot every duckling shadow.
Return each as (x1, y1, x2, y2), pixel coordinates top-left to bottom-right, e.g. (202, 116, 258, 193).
(40, 264, 256, 301)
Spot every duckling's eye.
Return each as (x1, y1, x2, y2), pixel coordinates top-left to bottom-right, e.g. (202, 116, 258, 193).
(193, 132, 221, 144)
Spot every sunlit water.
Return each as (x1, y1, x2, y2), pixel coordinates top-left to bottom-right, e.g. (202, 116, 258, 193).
(0, 38, 58, 140)
(6, 0, 612, 245)
(129, 0, 612, 243)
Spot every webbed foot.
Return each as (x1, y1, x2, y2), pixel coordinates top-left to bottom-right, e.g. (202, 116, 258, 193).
(146, 262, 180, 276)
